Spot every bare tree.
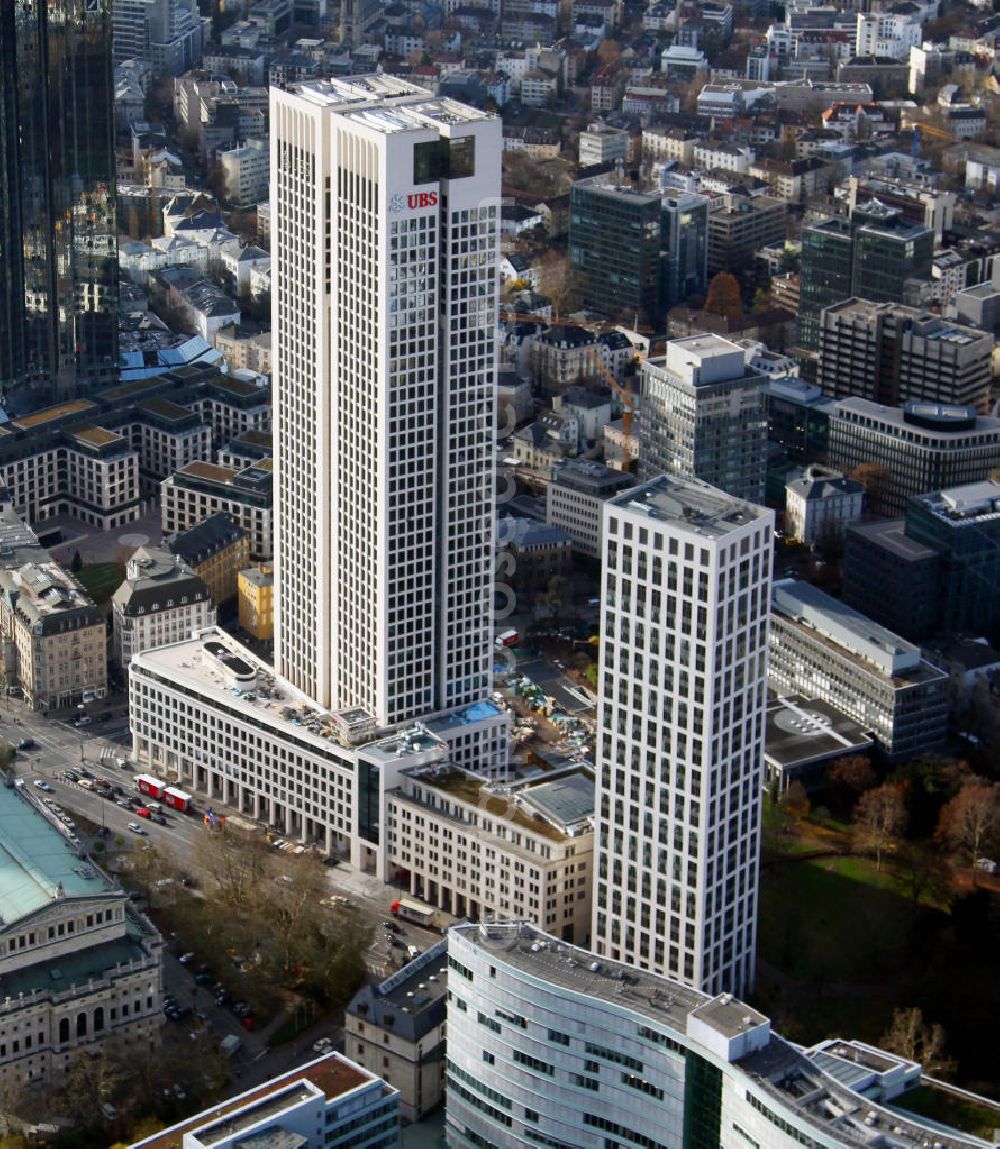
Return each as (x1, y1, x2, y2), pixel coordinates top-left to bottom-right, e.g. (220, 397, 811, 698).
(880, 1007, 957, 1079)
(936, 781, 1000, 878)
(826, 755, 876, 818)
(854, 784, 908, 871)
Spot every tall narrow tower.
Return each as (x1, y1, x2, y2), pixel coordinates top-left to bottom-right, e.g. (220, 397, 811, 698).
(271, 78, 505, 771)
(591, 475, 773, 996)
(0, 0, 119, 400)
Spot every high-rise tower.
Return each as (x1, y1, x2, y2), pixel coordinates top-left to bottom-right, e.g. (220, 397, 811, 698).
(0, 0, 119, 400)
(591, 475, 773, 996)
(271, 77, 506, 772)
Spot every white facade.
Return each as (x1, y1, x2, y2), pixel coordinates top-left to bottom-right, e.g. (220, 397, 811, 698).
(592, 477, 773, 997)
(856, 11, 922, 59)
(785, 465, 864, 546)
(271, 77, 505, 775)
(219, 139, 270, 206)
(445, 921, 994, 1149)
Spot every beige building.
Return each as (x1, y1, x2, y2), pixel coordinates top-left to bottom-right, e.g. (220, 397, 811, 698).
(0, 781, 163, 1089)
(386, 765, 594, 945)
(214, 326, 273, 375)
(168, 512, 250, 606)
(345, 941, 447, 1124)
(0, 521, 107, 710)
(785, 464, 864, 546)
(161, 460, 273, 560)
(642, 126, 697, 165)
(547, 459, 635, 557)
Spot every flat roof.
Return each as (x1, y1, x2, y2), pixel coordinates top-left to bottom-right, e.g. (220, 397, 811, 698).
(766, 694, 874, 769)
(610, 475, 770, 538)
(179, 461, 238, 484)
(132, 1055, 379, 1149)
(11, 400, 97, 430)
(64, 423, 126, 448)
(519, 773, 594, 827)
(848, 519, 938, 561)
(0, 783, 115, 925)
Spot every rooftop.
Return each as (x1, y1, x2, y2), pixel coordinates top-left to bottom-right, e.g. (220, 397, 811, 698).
(0, 781, 115, 927)
(914, 480, 1000, 526)
(610, 475, 770, 539)
(10, 400, 97, 431)
(131, 1054, 383, 1149)
(847, 519, 938, 562)
(288, 77, 493, 132)
(766, 694, 875, 770)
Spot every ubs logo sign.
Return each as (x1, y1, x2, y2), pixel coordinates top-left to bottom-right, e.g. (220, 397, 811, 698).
(389, 192, 439, 213)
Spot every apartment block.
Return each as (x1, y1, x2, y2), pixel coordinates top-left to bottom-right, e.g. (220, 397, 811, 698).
(707, 192, 787, 276)
(769, 579, 948, 757)
(593, 477, 773, 996)
(387, 765, 594, 944)
(167, 512, 249, 605)
(0, 782, 163, 1090)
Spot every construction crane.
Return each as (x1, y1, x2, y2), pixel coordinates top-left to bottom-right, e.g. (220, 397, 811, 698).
(910, 121, 961, 157)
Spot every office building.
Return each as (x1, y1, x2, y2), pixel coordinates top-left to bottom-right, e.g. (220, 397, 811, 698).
(844, 480, 1000, 642)
(160, 461, 274, 560)
(271, 77, 507, 775)
(445, 922, 996, 1149)
(547, 460, 635, 557)
(797, 208, 934, 352)
(850, 201, 933, 303)
(113, 0, 207, 76)
(817, 299, 994, 412)
(167, 512, 249, 605)
(129, 1052, 399, 1149)
(0, 780, 163, 1090)
(592, 477, 773, 996)
(0, 0, 119, 399)
(797, 217, 853, 350)
(765, 695, 874, 793)
(387, 765, 594, 943)
(639, 335, 768, 503)
(112, 546, 215, 668)
(784, 464, 863, 545)
(770, 579, 948, 758)
(661, 192, 709, 308)
(346, 943, 448, 1124)
(706, 192, 787, 277)
(0, 522, 108, 710)
(570, 174, 664, 324)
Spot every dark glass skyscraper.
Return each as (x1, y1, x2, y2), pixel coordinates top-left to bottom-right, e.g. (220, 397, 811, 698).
(0, 0, 118, 401)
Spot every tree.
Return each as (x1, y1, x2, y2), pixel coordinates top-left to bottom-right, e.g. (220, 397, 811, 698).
(71, 549, 83, 572)
(880, 1007, 957, 1078)
(850, 462, 893, 513)
(854, 783, 908, 870)
(891, 841, 950, 909)
(936, 781, 1000, 877)
(751, 287, 772, 313)
(826, 755, 876, 818)
(780, 780, 810, 822)
(194, 824, 272, 913)
(704, 272, 742, 321)
(596, 38, 623, 68)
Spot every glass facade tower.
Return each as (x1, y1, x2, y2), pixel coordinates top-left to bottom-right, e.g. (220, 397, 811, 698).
(0, 0, 119, 401)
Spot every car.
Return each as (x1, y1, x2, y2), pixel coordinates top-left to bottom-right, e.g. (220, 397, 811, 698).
(135, 807, 152, 819)
(240, 1016, 256, 1031)
(406, 945, 421, 959)
(215, 991, 231, 1007)
(382, 920, 400, 932)
(115, 798, 132, 808)
(312, 1037, 332, 1053)
(96, 826, 110, 838)
(154, 814, 167, 826)
(62, 770, 78, 782)
(232, 1002, 251, 1017)
(178, 952, 195, 964)
(75, 715, 92, 727)
(18, 738, 35, 750)
(194, 972, 214, 986)
(127, 822, 146, 835)
(78, 766, 93, 778)
(32, 779, 51, 791)
(181, 876, 195, 888)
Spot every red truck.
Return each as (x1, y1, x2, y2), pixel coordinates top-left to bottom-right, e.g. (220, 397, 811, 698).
(163, 786, 192, 813)
(135, 774, 166, 800)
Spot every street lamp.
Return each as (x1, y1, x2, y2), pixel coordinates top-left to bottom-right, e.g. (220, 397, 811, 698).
(77, 704, 85, 763)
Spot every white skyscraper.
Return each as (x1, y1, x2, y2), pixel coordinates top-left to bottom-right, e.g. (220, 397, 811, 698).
(592, 475, 773, 996)
(271, 77, 507, 772)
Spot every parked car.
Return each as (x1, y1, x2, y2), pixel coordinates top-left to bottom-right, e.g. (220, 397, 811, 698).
(312, 1036, 332, 1053)
(127, 822, 146, 835)
(154, 814, 167, 826)
(32, 779, 51, 791)
(62, 770, 78, 782)
(178, 952, 195, 964)
(135, 807, 152, 819)
(18, 738, 35, 750)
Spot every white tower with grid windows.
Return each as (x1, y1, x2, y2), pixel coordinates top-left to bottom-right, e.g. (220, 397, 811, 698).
(591, 475, 773, 997)
(271, 77, 507, 772)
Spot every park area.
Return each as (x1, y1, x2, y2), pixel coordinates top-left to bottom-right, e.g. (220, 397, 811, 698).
(754, 762, 1000, 1106)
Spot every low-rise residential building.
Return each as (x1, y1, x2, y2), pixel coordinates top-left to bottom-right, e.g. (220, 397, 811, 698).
(769, 578, 948, 758)
(0, 526, 107, 710)
(386, 765, 595, 944)
(168, 512, 249, 606)
(112, 546, 215, 668)
(0, 781, 163, 1091)
(547, 459, 635, 557)
(346, 943, 448, 1123)
(161, 460, 274, 559)
(785, 464, 864, 545)
(238, 563, 274, 639)
(128, 1053, 400, 1149)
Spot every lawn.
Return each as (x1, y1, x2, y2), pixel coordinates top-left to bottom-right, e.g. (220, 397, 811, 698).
(74, 561, 124, 603)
